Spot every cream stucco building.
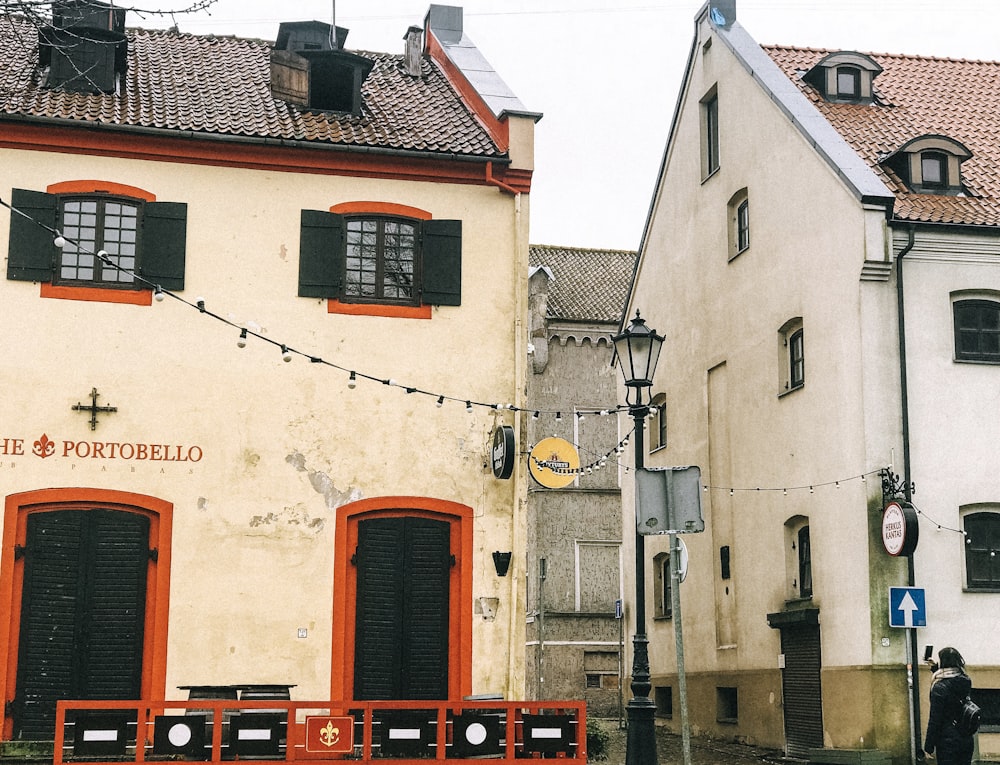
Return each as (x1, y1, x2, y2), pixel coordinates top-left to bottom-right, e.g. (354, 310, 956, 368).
(0, 2, 542, 752)
(621, 1, 1000, 762)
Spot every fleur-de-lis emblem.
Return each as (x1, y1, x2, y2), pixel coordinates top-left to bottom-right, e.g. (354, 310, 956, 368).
(33, 434, 55, 459)
(318, 721, 340, 748)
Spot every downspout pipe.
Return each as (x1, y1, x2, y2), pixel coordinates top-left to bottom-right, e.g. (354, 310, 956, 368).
(486, 161, 520, 195)
(896, 224, 915, 503)
(895, 224, 920, 765)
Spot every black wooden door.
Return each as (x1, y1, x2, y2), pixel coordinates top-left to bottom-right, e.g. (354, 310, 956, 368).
(353, 517, 450, 700)
(780, 624, 824, 758)
(14, 510, 149, 739)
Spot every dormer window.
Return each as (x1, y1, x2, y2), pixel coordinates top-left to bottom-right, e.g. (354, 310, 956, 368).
(270, 21, 373, 115)
(803, 52, 882, 104)
(881, 135, 972, 195)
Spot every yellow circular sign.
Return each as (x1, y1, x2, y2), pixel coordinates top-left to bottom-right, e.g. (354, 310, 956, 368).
(528, 437, 580, 489)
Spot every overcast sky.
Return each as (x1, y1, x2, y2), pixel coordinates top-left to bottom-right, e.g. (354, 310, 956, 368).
(130, 0, 998, 251)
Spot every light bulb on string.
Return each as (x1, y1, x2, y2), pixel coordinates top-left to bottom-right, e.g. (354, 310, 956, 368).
(154, 286, 165, 302)
(531, 411, 540, 420)
(281, 345, 292, 362)
(53, 232, 66, 248)
(237, 328, 247, 348)
(348, 371, 357, 389)
(196, 297, 206, 312)
(436, 396, 444, 408)
(466, 401, 473, 413)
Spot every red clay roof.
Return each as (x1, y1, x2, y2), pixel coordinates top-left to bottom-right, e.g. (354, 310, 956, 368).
(0, 16, 503, 159)
(765, 45, 1000, 227)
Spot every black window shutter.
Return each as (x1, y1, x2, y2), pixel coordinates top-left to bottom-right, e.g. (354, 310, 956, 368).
(7, 188, 57, 282)
(298, 210, 344, 298)
(84, 511, 149, 699)
(401, 518, 450, 700)
(421, 219, 462, 306)
(15, 511, 85, 739)
(140, 201, 188, 290)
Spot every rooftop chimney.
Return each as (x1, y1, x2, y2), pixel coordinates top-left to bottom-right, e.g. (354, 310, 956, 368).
(403, 25, 422, 77)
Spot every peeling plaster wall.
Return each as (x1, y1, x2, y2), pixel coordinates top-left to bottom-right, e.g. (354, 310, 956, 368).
(0, 147, 529, 702)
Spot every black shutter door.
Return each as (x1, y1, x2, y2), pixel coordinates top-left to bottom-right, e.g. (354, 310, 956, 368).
(353, 517, 450, 700)
(7, 188, 58, 282)
(421, 220, 462, 306)
(140, 201, 188, 291)
(298, 210, 344, 298)
(780, 624, 824, 758)
(402, 519, 450, 700)
(14, 510, 149, 740)
(83, 511, 149, 699)
(354, 518, 405, 700)
(15, 512, 85, 739)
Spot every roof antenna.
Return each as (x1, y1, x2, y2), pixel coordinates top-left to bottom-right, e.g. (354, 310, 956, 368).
(330, 0, 337, 49)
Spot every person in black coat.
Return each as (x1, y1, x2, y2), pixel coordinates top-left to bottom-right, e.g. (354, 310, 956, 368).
(924, 647, 975, 765)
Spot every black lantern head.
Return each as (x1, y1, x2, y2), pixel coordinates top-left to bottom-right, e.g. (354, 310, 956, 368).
(613, 311, 663, 389)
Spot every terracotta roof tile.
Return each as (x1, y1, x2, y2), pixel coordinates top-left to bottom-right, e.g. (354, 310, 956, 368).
(529, 245, 636, 324)
(0, 17, 502, 159)
(765, 45, 1000, 227)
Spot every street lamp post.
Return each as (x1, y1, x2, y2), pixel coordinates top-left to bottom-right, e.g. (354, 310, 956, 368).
(613, 311, 664, 765)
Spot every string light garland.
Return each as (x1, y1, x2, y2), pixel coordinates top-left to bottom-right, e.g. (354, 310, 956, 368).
(12, 196, 973, 527)
(702, 468, 883, 495)
(0, 195, 632, 419)
(909, 501, 967, 536)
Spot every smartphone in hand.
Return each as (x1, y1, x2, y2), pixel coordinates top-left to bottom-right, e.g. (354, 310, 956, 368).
(923, 645, 934, 662)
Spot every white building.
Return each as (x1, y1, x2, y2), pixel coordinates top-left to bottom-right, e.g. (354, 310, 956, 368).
(621, 1, 1000, 760)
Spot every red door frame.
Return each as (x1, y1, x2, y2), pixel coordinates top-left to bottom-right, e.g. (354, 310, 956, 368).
(330, 497, 473, 702)
(0, 488, 172, 739)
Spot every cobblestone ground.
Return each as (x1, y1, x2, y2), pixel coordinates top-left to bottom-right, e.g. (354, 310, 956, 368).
(589, 719, 786, 765)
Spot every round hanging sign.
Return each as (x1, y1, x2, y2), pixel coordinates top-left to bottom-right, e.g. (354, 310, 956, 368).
(528, 437, 580, 489)
(491, 425, 515, 480)
(881, 501, 919, 557)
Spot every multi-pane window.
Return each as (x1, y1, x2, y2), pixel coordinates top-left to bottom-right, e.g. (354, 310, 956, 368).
(345, 217, 418, 303)
(965, 512, 1000, 590)
(954, 300, 1000, 362)
(649, 397, 667, 451)
(737, 199, 750, 252)
(58, 197, 139, 286)
(653, 552, 672, 619)
(703, 92, 720, 177)
(836, 66, 860, 98)
(789, 328, 805, 389)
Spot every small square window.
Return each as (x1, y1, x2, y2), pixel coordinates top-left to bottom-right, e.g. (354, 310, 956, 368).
(964, 512, 1000, 589)
(836, 67, 860, 98)
(716, 687, 738, 723)
(954, 300, 1000, 363)
(655, 687, 673, 718)
(921, 152, 948, 188)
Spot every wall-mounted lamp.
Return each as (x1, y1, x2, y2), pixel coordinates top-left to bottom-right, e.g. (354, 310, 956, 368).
(492, 551, 512, 577)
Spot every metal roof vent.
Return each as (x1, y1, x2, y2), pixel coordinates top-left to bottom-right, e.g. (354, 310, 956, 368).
(42, 0, 127, 93)
(274, 20, 348, 52)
